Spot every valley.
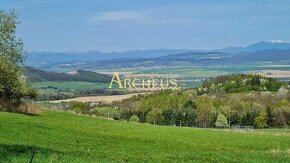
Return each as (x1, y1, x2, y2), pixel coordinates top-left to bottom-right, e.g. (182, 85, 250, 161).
(2, 2, 290, 162)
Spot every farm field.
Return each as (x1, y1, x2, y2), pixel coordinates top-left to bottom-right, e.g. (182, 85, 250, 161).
(32, 81, 108, 94)
(49, 93, 148, 103)
(253, 70, 290, 78)
(0, 110, 289, 162)
(138, 67, 228, 77)
(31, 64, 290, 99)
(136, 65, 290, 77)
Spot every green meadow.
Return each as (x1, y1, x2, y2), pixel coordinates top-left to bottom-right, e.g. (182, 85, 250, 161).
(32, 81, 108, 94)
(0, 110, 289, 162)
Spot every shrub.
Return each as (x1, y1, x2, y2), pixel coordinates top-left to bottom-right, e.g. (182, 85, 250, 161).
(71, 102, 90, 114)
(215, 114, 229, 128)
(18, 102, 41, 114)
(74, 107, 81, 114)
(277, 87, 288, 100)
(129, 115, 140, 123)
(0, 99, 40, 114)
(90, 107, 120, 119)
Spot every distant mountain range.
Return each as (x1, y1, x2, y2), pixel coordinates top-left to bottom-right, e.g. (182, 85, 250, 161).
(26, 49, 192, 68)
(26, 40, 290, 71)
(78, 49, 290, 69)
(219, 40, 290, 53)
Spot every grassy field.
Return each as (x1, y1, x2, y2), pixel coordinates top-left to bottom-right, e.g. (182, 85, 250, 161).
(0, 110, 289, 162)
(32, 81, 108, 94)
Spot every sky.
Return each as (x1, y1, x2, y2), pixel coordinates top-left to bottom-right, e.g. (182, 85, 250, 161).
(2, 0, 290, 52)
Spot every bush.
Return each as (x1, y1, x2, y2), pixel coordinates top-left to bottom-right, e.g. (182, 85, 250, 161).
(277, 87, 288, 100)
(90, 107, 120, 119)
(129, 115, 140, 123)
(71, 102, 90, 114)
(74, 107, 81, 114)
(0, 99, 40, 114)
(18, 102, 41, 114)
(215, 114, 229, 128)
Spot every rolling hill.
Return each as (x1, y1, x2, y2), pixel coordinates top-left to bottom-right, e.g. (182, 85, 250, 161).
(0, 110, 289, 162)
(25, 67, 111, 83)
(74, 49, 290, 69)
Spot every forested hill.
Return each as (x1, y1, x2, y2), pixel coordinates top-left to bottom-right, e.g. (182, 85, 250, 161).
(25, 67, 111, 83)
(115, 74, 290, 129)
(200, 74, 286, 94)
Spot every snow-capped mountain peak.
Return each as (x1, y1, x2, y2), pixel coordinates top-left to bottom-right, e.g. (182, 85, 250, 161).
(265, 40, 290, 44)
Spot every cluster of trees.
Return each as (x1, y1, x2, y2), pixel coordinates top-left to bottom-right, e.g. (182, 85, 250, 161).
(200, 74, 285, 94)
(45, 75, 290, 129)
(0, 10, 35, 112)
(115, 84, 290, 128)
(48, 101, 121, 120)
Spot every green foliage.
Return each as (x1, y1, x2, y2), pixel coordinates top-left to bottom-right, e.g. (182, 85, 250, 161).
(255, 111, 268, 128)
(217, 105, 230, 117)
(117, 84, 290, 128)
(266, 107, 274, 127)
(90, 107, 120, 119)
(200, 74, 286, 94)
(273, 107, 290, 128)
(196, 96, 214, 127)
(215, 114, 229, 127)
(146, 108, 164, 125)
(129, 115, 140, 122)
(0, 57, 35, 99)
(0, 10, 24, 65)
(71, 102, 90, 114)
(0, 10, 36, 111)
(73, 107, 81, 114)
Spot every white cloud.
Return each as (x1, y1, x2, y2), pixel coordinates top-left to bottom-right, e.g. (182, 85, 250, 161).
(88, 11, 148, 23)
(88, 9, 198, 26)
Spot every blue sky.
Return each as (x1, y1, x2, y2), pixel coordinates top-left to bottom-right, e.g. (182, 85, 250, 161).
(2, 0, 290, 52)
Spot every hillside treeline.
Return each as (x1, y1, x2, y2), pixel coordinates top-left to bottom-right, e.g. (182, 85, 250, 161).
(115, 75, 290, 128)
(26, 67, 111, 83)
(200, 74, 285, 94)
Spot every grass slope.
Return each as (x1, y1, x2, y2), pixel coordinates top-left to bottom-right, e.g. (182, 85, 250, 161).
(0, 110, 289, 162)
(32, 81, 108, 94)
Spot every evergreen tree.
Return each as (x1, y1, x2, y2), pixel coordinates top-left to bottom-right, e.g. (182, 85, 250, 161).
(266, 107, 274, 127)
(255, 111, 268, 129)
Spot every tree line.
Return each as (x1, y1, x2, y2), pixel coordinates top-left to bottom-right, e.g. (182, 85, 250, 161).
(114, 76, 290, 128)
